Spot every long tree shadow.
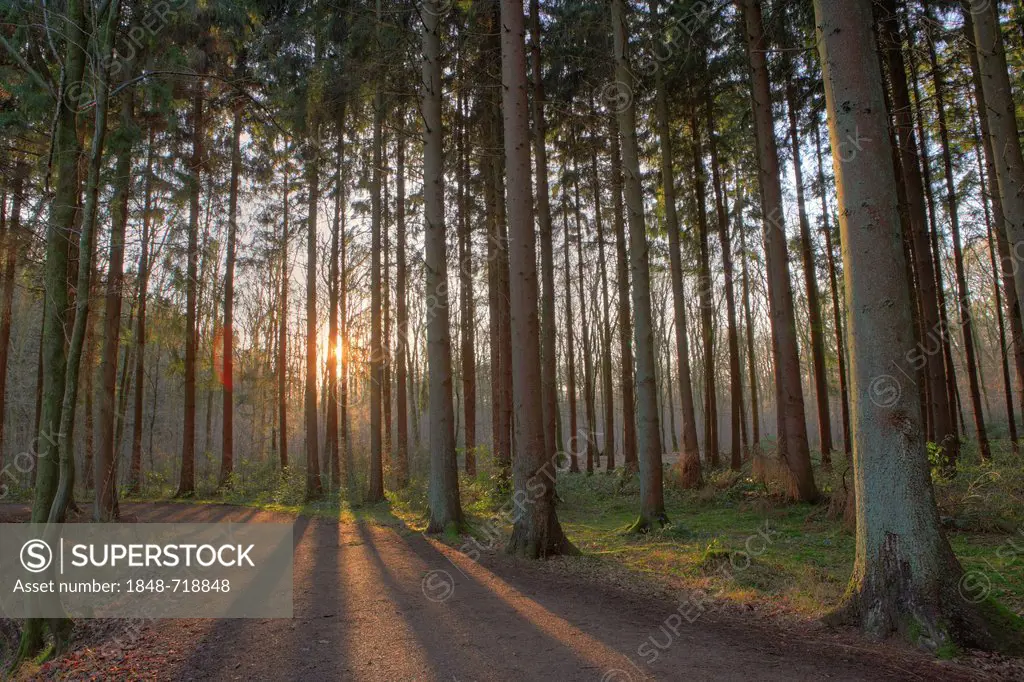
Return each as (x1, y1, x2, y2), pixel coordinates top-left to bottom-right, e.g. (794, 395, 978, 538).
(351, 519, 635, 680)
(167, 513, 314, 680)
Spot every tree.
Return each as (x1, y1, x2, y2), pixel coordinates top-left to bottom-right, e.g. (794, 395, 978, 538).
(611, 0, 667, 530)
(304, 49, 324, 501)
(422, 0, 462, 533)
(368, 4, 385, 503)
(877, 0, 956, 465)
(177, 74, 204, 499)
(739, 0, 817, 501)
(969, 0, 1024, 315)
(652, 1, 700, 484)
(530, 0, 559, 466)
(814, 0, 1001, 649)
(221, 51, 246, 488)
(924, 6, 989, 461)
(783, 46, 832, 463)
(500, 0, 573, 557)
(0, 160, 25, 468)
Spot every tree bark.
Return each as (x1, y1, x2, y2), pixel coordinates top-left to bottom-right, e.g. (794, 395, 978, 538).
(877, 0, 952, 466)
(423, 0, 463, 532)
(177, 75, 204, 498)
(813, 119, 851, 456)
(0, 162, 25, 473)
(500, 0, 573, 556)
(966, 6, 1024, 446)
(609, 115, 638, 472)
(611, 0, 667, 529)
(783, 59, 832, 462)
(96, 84, 134, 521)
(589, 146, 617, 470)
(530, 0, 558, 467)
(706, 97, 743, 471)
(652, 26, 700, 483)
(690, 106, 719, 468)
(572, 156, 598, 473)
(739, 0, 817, 501)
(128, 130, 156, 495)
(220, 53, 245, 488)
(561, 185, 580, 473)
(396, 126, 410, 486)
(925, 8, 989, 460)
(815, 0, 997, 648)
(739, 210, 761, 449)
(279, 149, 290, 472)
(970, 0, 1024, 326)
(327, 108, 344, 489)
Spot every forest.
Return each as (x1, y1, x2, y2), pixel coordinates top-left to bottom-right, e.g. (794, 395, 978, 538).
(2, 0, 1024, 678)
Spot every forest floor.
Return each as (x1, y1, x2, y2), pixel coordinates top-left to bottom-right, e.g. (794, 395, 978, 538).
(1, 438, 1023, 679)
(0, 485, 1022, 680)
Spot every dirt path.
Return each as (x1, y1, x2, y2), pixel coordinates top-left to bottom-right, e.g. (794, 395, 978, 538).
(3, 503, 990, 681)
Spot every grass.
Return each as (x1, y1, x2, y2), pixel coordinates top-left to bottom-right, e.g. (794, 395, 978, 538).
(72, 433, 1024, 629)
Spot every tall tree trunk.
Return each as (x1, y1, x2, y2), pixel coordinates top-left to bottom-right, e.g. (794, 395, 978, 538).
(30, 0, 87, 537)
(327, 109, 344, 489)
(983, 155, 1019, 451)
(19, 0, 88, 655)
(501, 0, 573, 556)
(585, 148, 614, 466)
(706, 97, 743, 471)
(572, 156, 598, 472)
(739, 211, 761, 449)
(906, 20, 960, 456)
(925, 9, 989, 460)
(340, 142, 352, 490)
(970, 0, 1024, 322)
(279, 153, 290, 471)
(590, 146, 617, 470)
(96, 85, 134, 521)
(784, 60, 832, 463)
(814, 0, 996, 648)
(0, 161, 24, 471)
(368, 41, 385, 503)
(611, 0, 667, 529)
(128, 131, 155, 495)
(690, 106, 719, 468)
(652, 24, 700, 483)
(178, 76, 204, 498)
(530, 0, 558, 466)
(966, 7, 1024, 445)
(739, 0, 817, 501)
(878, 0, 957, 464)
(483, 13, 513, 480)
(220, 55, 245, 488)
(53, 1, 123, 525)
(561, 185, 580, 473)
(813, 119, 851, 456)
(456, 89, 476, 476)
(305, 130, 322, 500)
(423, 0, 463, 531)
(395, 125, 410, 486)
(382, 127, 393, 481)
(609, 115, 638, 472)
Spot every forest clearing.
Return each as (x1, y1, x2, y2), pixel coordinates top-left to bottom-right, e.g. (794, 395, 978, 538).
(4, 0, 1024, 678)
